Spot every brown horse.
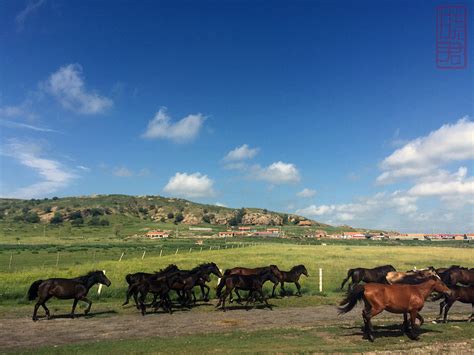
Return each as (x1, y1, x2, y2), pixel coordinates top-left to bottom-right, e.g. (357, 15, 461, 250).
(435, 285, 474, 323)
(385, 268, 438, 285)
(216, 265, 282, 300)
(340, 265, 395, 290)
(278, 265, 309, 296)
(28, 270, 111, 321)
(438, 266, 474, 287)
(338, 277, 451, 341)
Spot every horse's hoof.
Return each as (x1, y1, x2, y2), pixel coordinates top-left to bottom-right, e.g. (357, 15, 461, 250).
(368, 336, 374, 342)
(32, 317, 38, 322)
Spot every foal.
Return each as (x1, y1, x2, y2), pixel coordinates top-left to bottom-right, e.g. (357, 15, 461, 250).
(435, 285, 474, 323)
(278, 264, 308, 296)
(338, 277, 451, 341)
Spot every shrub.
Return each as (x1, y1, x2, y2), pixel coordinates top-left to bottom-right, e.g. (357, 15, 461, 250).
(167, 212, 174, 219)
(50, 212, 63, 224)
(69, 210, 82, 220)
(202, 214, 211, 223)
(71, 218, 84, 226)
(24, 212, 40, 223)
(88, 216, 101, 226)
(90, 208, 104, 217)
(174, 213, 184, 223)
(100, 218, 110, 226)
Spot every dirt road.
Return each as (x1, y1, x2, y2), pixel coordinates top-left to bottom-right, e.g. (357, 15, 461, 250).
(0, 301, 471, 351)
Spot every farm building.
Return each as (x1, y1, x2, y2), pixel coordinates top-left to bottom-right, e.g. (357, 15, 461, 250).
(298, 220, 312, 226)
(145, 230, 170, 239)
(343, 232, 366, 239)
(218, 231, 234, 237)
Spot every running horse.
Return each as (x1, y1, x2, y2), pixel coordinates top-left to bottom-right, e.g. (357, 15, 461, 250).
(278, 264, 309, 296)
(340, 265, 395, 290)
(338, 277, 451, 341)
(28, 270, 111, 321)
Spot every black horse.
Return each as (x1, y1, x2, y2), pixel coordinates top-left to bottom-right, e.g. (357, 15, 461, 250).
(340, 265, 395, 290)
(437, 265, 474, 287)
(28, 270, 111, 321)
(170, 268, 211, 306)
(192, 262, 222, 301)
(123, 264, 179, 308)
(216, 269, 279, 311)
(278, 264, 309, 296)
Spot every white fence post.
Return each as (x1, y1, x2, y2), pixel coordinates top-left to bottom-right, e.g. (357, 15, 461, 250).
(159, 249, 163, 257)
(97, 270, 106, 295)
(118, 252, 124, 262)
(8, 253, 13, 270)
(141, 250, 146, 260)
(175, 248, 179, 255)
(189, 248, 192, 253)
(56, 252, 60, 267)
(319, 268, 323, 293)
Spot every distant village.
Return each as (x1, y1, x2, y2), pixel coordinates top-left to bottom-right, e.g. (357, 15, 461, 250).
(133, 225, 473, 242)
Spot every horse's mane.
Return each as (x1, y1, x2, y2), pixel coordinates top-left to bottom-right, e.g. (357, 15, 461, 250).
(75, 270, 102, 283)
(290, 265, 305, 272)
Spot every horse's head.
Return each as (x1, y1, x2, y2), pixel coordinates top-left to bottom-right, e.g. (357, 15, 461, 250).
(299, 265, 309, 277)
(433, 278, 452, 297)
(164, 264, 179, 272)
(208, 262, 222, 278)
(95, 270, 111, 287)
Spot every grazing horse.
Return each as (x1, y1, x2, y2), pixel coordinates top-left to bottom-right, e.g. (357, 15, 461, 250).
(216, 269, 279, 312)
(435, 285, 474, 323)
(386, 269, 438, 285)
(123, 264, 179, 308)
(28, 270, 111, 321)
(216, 265, 282, 299)
(278, 265, 309, 296)
(438, 266, 474, 287)
(340, 265, 395, 290)
(338, 277, 451, 341)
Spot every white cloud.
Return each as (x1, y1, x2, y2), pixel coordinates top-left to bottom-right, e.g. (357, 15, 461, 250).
(297, 188, 316, 198)
(408, 167, 474, 202)
(377, 117, 474, 184)
(43, 64, 113, 114)
(215, 202, 227, 207)
(163, 172, 215, 198)
(224, 144, 259, 161)
(0, 120, 57, 133)
(76, 165, 90, 171)
(15, 0, 46, 32)
(113, 167, 133, 177)
(1, 140, 76, 198)
(253, 161, 301, 184)
(142, 107, 205, 142)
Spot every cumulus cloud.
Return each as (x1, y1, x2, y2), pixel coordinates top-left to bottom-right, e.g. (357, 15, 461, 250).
(297, 188, 316, 198)
(43, 64, 113, 114)
(1, 140, 76, 198)
(408, 167, 474, 202)
(142, 107, 205, 142)
(253, 161, 301, 184)
(377, 117, 474, 184)
(224, 144, 259, 161)
(163, 172, 215, 198)
(15, 0, 46, 32)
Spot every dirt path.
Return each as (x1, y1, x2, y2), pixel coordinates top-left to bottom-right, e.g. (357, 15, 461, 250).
(0, 302, 471, 351)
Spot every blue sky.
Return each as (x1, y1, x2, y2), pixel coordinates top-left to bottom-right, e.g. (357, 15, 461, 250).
(0, 1, 472, 232)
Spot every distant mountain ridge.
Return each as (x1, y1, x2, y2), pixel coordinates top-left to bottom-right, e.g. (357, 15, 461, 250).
(0, 194, 346, 229)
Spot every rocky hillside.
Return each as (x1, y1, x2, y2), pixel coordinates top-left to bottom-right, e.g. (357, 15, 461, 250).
(0, 194, 334, 228)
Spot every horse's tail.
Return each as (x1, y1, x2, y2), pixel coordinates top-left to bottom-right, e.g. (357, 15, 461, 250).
(125, 273, 133, 285)
(338, 284, 365, 315)
(340, 269, 354, 290)
(28, 280, 43, 300)
(216, 274, 230, 298)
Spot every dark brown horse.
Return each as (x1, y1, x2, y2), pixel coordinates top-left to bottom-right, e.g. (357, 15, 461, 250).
(435, 285, 474, 323)
(216, 265, 282, 299)
(170, 268, 211, 307)
(28, 270, 111, 321)
(216, 269, 279, 311)
(278, 264, 309, 296)
(338, 277, 451, 341)
(438, 266, 474, 287)
(123, 264, 179, 308)
(340, 265, 395, 290)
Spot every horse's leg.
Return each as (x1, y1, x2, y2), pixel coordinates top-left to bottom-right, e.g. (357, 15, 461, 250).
(261, 289, 271, 309)
(408, 310, 420, 340)
(221, 289, 231, 312)
(123, 286, 130, 306)
(438, 299, 446, 321)
(32, 301, 41, 321)
(402, 313, 410, 333)
(280, 281, 285, 296)
(295, 281, 302, 296)
(41, 298, 52, 320)
(80, 297, 93, 315)
(235, 289, 243, 304)
(70, 298, 79, 318)
(416, 313, 424, 327)
(202, 285, 210, 301)
(469, 303, 473, 322)
(362, 307, 372, 341)
(443, 300, 454, 323)
(271, 282, 278, 298)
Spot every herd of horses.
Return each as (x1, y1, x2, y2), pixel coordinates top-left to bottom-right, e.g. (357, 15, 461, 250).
(27, 263, 472, 342)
